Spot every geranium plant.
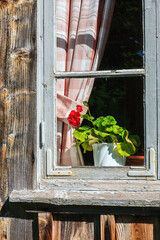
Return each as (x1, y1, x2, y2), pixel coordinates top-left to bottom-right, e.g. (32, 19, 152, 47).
(67, 102, 141, 157)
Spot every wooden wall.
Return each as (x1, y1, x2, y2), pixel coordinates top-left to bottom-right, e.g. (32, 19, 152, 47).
(0, 1, 160, 240)
(38, 213, 160, 240)
(0, 0, 37, 239)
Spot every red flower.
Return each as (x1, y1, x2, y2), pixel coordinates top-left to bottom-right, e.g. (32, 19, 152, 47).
(76, 105, 83, 112)
(67, 110, 81, 127)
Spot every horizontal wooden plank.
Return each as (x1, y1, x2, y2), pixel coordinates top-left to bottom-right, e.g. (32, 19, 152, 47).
(9, 180, 160, 207)
(55, 69, 145, 79)
(40, 179, 160, 191)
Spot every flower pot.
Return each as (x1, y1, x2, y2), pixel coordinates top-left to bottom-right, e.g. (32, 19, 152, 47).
(92, 143, 126, 167)
(126, 155, 144, 166)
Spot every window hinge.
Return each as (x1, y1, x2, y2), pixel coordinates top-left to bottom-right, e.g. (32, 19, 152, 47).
(128, 148, 156, 177)
(40, 122, 45, 147)
(46, 149, 72, 176)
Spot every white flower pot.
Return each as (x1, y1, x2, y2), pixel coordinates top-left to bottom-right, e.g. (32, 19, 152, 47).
(92, 143, 126, 167)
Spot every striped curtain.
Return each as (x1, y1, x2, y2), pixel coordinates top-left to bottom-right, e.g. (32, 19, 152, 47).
(56, 0, 116, 166)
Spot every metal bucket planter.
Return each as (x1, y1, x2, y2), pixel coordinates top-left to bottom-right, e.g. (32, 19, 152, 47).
(92, 143, 126, 167)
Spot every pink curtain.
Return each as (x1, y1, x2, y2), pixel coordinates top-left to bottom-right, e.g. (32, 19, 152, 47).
(56, 0, 116, 166)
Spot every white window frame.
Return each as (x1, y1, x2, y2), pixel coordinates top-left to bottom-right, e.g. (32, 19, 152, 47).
(36, 0, 158, 190)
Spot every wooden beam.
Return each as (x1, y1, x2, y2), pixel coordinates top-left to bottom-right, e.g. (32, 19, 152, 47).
(9, 185, 160, 208)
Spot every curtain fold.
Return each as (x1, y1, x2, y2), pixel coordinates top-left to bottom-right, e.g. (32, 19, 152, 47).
(56, 0, 116, 166)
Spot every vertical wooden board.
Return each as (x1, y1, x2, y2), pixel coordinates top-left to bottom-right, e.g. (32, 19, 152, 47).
(101, 215, 160, 240)
(10, 219, 33, 240)
(0, 218, 10, 240)
(115, 216, 160, 240)
(39, 213, 53, 240)
(0, 0, 37, 239)
(101, 215, 115, 240)
(52, 213, 99, 240)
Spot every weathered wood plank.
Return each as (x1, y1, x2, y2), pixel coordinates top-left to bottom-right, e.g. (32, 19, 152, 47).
(0, 218, 10, 240)
(39, 213, 53, 240)
(101, 215, 160, 240)
(52, 214, 98, 240)
(0, 0, 37, 239)
(115, 216, 160, 240)
(40, 179, 160, 191)
(9, 188, 160, 207)
(101, 215, 115, 240)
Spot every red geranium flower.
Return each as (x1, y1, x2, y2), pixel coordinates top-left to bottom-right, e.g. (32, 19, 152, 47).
(76, 105, 83, 112)
(67, 110, 81, 127)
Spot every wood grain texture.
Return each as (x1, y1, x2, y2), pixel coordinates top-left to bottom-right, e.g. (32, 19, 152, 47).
(52, 214, 98, 240)
(101, 215, 160, 240)
(0, 0, 37, 239)
(39, 213, 53, 240)
(9, 187, 160, 208)
(101, 215, 116, 240)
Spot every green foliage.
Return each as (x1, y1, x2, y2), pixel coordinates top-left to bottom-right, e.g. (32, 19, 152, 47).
(73, 103, 141, 157)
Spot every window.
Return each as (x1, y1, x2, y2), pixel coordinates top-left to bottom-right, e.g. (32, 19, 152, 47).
(37, 0, 157, 186)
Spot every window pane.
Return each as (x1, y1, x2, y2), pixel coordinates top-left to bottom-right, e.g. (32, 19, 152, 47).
(56, 0, 143, 72)
(57, 77, 144, 167)
(100, 0, 143, 70)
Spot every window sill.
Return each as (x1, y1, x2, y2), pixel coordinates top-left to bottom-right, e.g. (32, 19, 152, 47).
(9, 180, 160, 209)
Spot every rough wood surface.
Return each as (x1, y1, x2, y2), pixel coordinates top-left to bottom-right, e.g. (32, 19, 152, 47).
(116, 216, 160, 240)
(9, 179, 160, 207)
(40, 179, 160, 191)
(101, 215, 116, 240)
(100, 215, 160, 240)
(0, 0, 37, 239)
(52, 214, 98, 240)
(39, 213, 53, 240)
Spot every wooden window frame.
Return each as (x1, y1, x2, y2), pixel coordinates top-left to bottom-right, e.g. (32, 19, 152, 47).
(35, 0, 159, 193)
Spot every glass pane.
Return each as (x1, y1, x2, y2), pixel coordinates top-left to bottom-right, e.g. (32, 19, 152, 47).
(57, 77, 144, 167)
(100, 0, 143, 70)
(56, 0, 143, 72)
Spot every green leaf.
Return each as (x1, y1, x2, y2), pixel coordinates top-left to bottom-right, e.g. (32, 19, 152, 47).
(102, 116, 117, 126)
(112, 125, 124, 135)
(73, 128, 90, 142)
(93, 116, 117, 128)
(109, 134, 118, 143)
(81, 114, 90, 120)
(82, 142, 93, 153)
(88, 134, 99, 145)
(105, 126, 113, 132)
(93, 128, 110, 138)
(117, 141, 136, 157)
(81, 114, 94, 121)
(93, 116, 104, 127)
(90, 116, 95, 120)
(78, 125, 91, 131)
(122, 129, 129, 141)
(129, 135, 141, 147)
(83, 101, 88, 106)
